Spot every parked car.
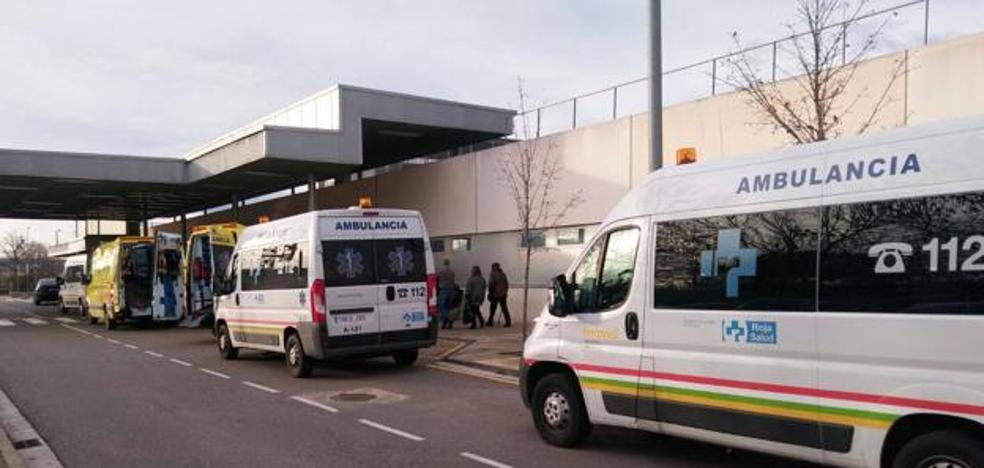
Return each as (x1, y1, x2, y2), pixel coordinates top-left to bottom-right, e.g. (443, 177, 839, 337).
(33, 278, 60, 305)
(58, 254, 87, 314)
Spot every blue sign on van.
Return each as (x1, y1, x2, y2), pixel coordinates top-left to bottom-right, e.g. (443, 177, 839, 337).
(722, 319, 777, 345)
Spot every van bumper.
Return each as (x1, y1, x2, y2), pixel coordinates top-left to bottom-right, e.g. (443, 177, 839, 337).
(300, 319, 439, 360)
(519, 360, 532, 408)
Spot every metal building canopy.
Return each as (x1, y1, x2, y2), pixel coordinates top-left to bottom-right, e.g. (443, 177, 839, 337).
(0, 85, 515, 220)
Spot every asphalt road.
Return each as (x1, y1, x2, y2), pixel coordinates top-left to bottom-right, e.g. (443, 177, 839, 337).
(0, 297, 818, 468)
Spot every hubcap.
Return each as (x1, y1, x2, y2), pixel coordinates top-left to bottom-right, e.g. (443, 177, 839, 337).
(542, 391, 571, 430)
(288, 344, 300, 366)
(920, 456, 970, 468)
(219, 332, 228, 351)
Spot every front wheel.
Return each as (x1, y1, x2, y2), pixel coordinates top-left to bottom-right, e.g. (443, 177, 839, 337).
(285, 334, 312, 378)
(393, 349, 419, 367)
(59, 300, 68, 314)
(104, 307, 116, 330)
(892, 430, 984, 468)
(531, 373, 592, 447)
(216, 323, 238, 360)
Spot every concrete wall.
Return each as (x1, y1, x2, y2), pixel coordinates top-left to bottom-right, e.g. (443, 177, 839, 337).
(158, 32, 984, 286)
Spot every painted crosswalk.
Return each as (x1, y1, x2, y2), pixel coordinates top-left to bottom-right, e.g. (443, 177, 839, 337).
(0, 317, 77, 327)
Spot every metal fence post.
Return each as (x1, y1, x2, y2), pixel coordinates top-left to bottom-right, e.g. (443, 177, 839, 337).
(536, 109, 541, 138)
(842, 23, 848, 65)
(612, 86, 619, 120)
(924, 0, 930, 45)
(772, 42, 778, 81)
(711, 58, 717, 96)
(572, 98, 577, 129)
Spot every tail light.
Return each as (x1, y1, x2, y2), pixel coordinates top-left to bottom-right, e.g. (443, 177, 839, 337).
(310, 279, 327, 324)
(426, 273, 438, 317)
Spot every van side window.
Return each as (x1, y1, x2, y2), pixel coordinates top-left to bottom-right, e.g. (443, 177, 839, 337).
(820, 192, 984, 314)
(322, 240, 376, 286)
(653, 208, 819, 311)
(597, 228, 641, 309)
(571, 227, 641, 313)
(241, 243, 308, 291)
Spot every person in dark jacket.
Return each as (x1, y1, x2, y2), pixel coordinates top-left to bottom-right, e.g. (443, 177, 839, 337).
(464, 266, 487, 329)
(486, 262, 511, 327)
(437, 259, 457, 329)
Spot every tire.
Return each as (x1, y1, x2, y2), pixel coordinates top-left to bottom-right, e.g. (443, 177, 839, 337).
(88, 306, 98, 325)
(531, 373, 592, 447)
(59, 300, 68, 314)
(33, 299, 40, 306)
(285, 334, 312, 378)
(892, 430, 984, 468)
(393, 349, 419, 367)
(216, 323, 238, 360)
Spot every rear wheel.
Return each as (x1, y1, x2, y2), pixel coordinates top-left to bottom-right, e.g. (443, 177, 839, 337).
(216, 323, 238, 360)
(285, 334, 312, 378)
(892, 430, 984, 468)
(531, 373, 592, 447)
(87, 305, 98, 324)
(393, 349, 419, 366)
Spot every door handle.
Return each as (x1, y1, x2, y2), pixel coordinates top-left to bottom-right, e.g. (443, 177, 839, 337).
(625, 312, 639, 341)
(234, 293, 240, 306)
(386, 286, 396, 302)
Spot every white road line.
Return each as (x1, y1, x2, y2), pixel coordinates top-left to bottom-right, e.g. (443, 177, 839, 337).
(460, 452, 513, 468)
(199, 368, 231, 379)
(55, 317, 76, 323)
(357, 419, 425, 442)
(289, 396, 339, 413)
(144, 350, 164, 358)
(242, 381, 280, 394)
(0, 319, 15, 327)
(107, 338, 121, 344)
(169, 358, 192, 367)
(92, 334, 104, 339)
(23, 318, 47, 325)
(123, 344, 138, 350)
(62, 324, 92, 335)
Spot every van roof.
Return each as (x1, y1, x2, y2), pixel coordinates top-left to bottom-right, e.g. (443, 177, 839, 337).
(603, 114, 984, 225)
(236, 208, 425, 250)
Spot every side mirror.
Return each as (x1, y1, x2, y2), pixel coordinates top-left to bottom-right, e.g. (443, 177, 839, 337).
(549, 274, 574, 317)
(56, 277, 65, 286)
(81, 275, 91, 286)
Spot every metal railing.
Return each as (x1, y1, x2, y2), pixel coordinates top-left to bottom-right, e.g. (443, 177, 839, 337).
(516, 0, 931, 139)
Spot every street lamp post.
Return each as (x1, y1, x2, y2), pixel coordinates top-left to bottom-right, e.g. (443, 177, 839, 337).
(650, 0, 663, 172)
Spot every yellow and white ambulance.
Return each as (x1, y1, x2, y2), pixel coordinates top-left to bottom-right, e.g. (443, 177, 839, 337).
(85, 233, 184, 329)
(213, 208, 438, 377)
(521, 116, 984, 468)
(184, 222, 243, 327)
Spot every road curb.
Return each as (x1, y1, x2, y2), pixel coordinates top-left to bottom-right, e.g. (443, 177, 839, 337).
(434, 337, 520, 378)
(0, 387, 62, 468)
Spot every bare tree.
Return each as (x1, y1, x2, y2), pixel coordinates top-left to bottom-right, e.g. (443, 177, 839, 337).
(499, 78, 582, 340)
(1, 232, 29, 292)
(724, 0, 907, 143)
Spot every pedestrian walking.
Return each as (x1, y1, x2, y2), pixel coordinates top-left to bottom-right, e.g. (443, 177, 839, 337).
(486, 262, 511, 327)
(465, 265, 487, 329)
(437, 259, 457, 329)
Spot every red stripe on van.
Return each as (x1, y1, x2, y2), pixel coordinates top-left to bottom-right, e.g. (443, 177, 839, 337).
(572, 363, 984, 417)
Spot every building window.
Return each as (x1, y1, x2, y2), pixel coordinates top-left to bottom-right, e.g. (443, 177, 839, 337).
(451, 237, 471, 252)
(430, 239, 445, 253)
(557, 228, 585, 246)
(521, 230, 546, 248)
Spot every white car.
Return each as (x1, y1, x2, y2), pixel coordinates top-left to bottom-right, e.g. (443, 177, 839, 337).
(213, 207, 438, 377)
(58, 254, 87, 314)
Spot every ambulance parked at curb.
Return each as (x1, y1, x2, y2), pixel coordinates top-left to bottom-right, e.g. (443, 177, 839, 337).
(58, 254, 87, 314)
(213, 207, 438, 378)
(520, 116, 984, 468)
(85, 233, 185, 329)
(185, 222, 244, 327)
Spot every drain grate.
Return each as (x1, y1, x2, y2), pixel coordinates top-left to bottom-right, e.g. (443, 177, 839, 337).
(331, 393, 377, 402)
(13, 438, 42, 450)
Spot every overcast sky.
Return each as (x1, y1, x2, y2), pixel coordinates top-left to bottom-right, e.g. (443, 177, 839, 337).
(1, 0, 982, 247)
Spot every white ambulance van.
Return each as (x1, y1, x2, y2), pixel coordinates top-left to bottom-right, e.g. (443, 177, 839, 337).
(213, 208, 438, 377)
(521, 116, 984, 468)
(58, 254, 87, 314)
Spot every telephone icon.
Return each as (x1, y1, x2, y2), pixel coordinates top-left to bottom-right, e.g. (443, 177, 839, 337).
(868, 242, 913, 274)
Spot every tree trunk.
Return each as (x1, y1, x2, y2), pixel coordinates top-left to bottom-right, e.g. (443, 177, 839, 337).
(521, 243, 532, 342)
